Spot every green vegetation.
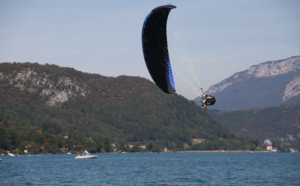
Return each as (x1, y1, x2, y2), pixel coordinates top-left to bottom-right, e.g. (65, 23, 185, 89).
(209, 104, 300, 152)
(0, 62, 258, 154)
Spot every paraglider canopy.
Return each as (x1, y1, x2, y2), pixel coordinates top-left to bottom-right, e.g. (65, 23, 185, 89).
(142, 5, 177, 94)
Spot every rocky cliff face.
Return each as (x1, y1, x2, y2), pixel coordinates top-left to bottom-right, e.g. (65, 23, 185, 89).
(0, 63, 89, 106)
(282, 74, 300, 103)
(246, 56, 300, 78)
(204, 56, 300, 110)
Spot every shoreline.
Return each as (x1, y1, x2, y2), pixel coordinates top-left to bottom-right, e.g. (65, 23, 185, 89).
(174, 150, 272, 153)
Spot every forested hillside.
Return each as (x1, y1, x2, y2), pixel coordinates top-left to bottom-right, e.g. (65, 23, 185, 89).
(0, 62, 257, 154)
(209, 104, 300, 152)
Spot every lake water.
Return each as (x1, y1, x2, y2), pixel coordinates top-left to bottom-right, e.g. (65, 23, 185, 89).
(1, 152, 299, 185)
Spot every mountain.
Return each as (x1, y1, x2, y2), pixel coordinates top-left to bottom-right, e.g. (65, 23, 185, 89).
(0, 62, 257, 154)
(197, 56, 300, 110)
(208, 104, 300, 152)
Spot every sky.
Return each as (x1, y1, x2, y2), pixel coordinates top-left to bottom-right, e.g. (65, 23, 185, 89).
(1, 0, 300, 99)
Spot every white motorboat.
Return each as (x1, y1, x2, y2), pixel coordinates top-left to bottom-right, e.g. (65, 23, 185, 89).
(7, 152, 16, 157)
(75, 150, 97, 159)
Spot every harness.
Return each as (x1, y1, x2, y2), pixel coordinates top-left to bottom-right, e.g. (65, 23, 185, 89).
(206, 96, 216, 105)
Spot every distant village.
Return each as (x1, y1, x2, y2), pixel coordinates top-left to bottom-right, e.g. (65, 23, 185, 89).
(3, 135, 300, 156)
(264, 139, 277, 153)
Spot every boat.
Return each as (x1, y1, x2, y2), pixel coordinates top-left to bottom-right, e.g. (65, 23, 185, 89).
(75, 150, 97, 159)
(7, 152, 16, 157)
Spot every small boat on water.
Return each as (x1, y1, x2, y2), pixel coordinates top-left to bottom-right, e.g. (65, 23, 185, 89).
(7, 152, 16, 157)
(75, 150, 97, 159)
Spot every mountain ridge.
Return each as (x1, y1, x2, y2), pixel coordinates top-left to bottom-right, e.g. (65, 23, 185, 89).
(201, 56, 300, 110)
(0, 62, 257, 154)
